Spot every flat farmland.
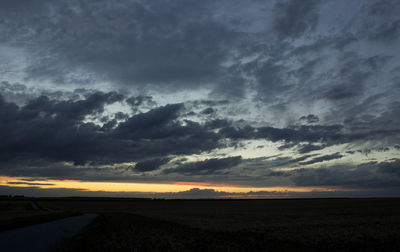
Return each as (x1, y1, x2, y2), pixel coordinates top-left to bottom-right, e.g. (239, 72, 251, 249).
(36, 198, 400, 251)
(0, 199, 81, 231)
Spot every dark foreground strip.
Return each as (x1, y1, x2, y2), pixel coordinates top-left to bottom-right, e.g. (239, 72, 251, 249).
(0, 213, 98, 252)
(0, 212, 81, 232)
(60, 213, 400, 252)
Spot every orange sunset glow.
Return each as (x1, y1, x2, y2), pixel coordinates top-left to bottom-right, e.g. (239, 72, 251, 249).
(0, 176, 356, 196)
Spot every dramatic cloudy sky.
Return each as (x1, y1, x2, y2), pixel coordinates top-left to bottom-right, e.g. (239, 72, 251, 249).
(1, 0, 400, 198)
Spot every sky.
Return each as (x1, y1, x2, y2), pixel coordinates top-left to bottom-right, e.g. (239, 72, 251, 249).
(0, 0, 400, 198)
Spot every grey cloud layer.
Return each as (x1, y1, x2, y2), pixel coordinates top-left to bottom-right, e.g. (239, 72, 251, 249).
(0, 93, 222, 165)
(1, 0, 398, 105)
(2, 89, 398, 166)
(0, 90, 399, 191)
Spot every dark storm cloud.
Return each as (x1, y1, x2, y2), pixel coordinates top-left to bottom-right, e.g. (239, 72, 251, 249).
(226, 157, 400, 190)
(201, 107, 215, 115)
(297, 144, 326, 154)
(378, 159, 400, 177)
(0, 159, 137, 182)
(0, 0, 241, 90)
(220, 120, 400, 153)
(113, 112, 129, 121)
(25, 91, 123, 121)
(338, 100, 400, 147)
(190, 100, 230, 107)
(290, 161, 400, 189)
(298, 152, 344, 165)
(0, 91, 125, 165)
(0, 94, 222, 166)
(1, 0, 399, 110)
(0, 81, 27, 97)
(368, 0, 400, 16)
(126, 96, 157, 113)
(256, 125, 343, 143)
(115, 103, 184, 139)
(369, 20, 400, 41)
(273, 0, 321, 39)
(220, 124, 346, 145)
(240, 48, 397, 129)
(134, 158, 171, 173)
(289, 53, 392, 113)
(322, 87, 358, 101)
(250, 155, 317, 171)
(299, 114, 319, 124)
(204, 119, 231, 130)
(1, 89, 399, 175)
(164, 156, 242, 175)
(344, 146, 393, 156)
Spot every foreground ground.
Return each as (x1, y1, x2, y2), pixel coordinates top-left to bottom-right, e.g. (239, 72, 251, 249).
(2, 198, 400, 251)
(33, 198, 400, 251)
(0, 199, 80, 232)
(0, 213, 97, 252)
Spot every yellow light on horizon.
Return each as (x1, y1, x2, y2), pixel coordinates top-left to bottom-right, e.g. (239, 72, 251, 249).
(0, 176, 358, 194)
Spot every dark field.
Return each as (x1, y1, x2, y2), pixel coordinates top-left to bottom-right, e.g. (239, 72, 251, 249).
(33, 198, 400, 251)
(0, 199, 79, 232)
